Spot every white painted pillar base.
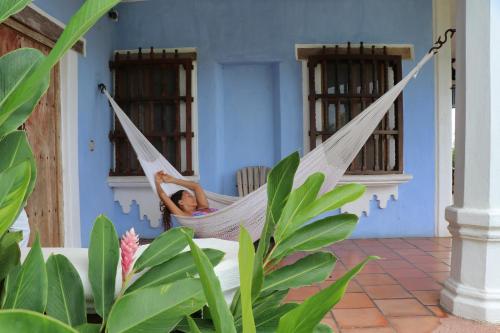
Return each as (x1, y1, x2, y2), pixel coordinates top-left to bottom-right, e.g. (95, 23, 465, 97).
(441, 208, 500, 323)
(440, 0, 500, 323)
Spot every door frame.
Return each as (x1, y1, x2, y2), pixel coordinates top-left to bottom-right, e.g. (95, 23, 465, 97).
(9, 4, 84, 247)
(60, 50, 81, 247)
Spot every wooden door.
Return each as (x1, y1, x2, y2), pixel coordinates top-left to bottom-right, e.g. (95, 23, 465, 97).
(0, 24, 62, 246)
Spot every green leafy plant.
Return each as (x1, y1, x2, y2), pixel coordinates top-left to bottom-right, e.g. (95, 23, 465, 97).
(97, 220, 224, 332)
(0, 0, 119, 329)
(0, 214, 225, 332)
(176, 152, 375, 333)
(46, 254, 87, 327)
(0, 1, 374, 332)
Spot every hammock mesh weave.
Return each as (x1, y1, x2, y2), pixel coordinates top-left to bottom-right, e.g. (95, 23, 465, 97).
(104, 52, 433, 241)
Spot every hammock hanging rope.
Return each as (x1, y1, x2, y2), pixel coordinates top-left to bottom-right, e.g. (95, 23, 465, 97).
(101, 50, 435, 241)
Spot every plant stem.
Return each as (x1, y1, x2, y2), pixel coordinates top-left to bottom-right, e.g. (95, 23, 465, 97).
(99, 270, 135, 333)
(116, 270, 135, 299)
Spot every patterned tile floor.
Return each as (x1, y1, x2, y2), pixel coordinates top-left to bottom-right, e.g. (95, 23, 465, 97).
(283, 238, 500, 333)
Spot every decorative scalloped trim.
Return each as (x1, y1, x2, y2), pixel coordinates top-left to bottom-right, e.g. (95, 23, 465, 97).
(338, 174, 412, 216)
(108, 174, 411, 226)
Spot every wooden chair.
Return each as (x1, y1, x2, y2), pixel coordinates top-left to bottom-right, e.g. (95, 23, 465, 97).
(236, 166, 271, 197)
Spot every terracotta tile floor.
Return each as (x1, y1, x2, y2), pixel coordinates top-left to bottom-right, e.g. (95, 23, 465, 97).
(284, 237, 500, 333)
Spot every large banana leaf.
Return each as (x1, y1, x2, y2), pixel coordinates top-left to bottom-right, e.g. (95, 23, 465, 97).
(0, 230, 22, 247)
(46, 254, 86, 327)
(256, 151, 299, 257)
(270, 214, 358, 261)
(0, 48, 48, 137)
(0, 160, 31, 239)
(238, 227, 256, 333)
(229, 289, 241, 318)
(0, 309, 77, 333)
(0, 0, 121, 125)
(75, 324, 100, 333)
(2, 234, 47, 312)
(277, 257, 375, 333)
(0, 231, 22, 281)
(0, 131, 36, 202)
(106, 278, 206, 333)
(88, 215, 119, 321)
(133, 227, 194, 272)
(294, 184, 365, 225)
(176, 318, 215, 333)
(0, 266, 19, 307)
(235, 290, 288, 330)
(0, 240, 20, 282)
(262, 252, 336, 292)
(253, 151, 300, 302)
(0, 79, 49, 138)
(184, 232, 236, 333)
(254, 303, 298, 332)
(0, 0, 31, 25)
(186, 316, 203, 333)
(126, 249, 224, 293)
(273, 172, 324, 242)
(313, 323, 333, 333)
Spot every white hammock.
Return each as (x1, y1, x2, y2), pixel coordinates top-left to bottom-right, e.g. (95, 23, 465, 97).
(104, 52, 434, 241)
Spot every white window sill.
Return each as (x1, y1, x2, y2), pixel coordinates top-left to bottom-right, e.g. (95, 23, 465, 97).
(107, 175, 200, 228)
(338, 173, 413, 216)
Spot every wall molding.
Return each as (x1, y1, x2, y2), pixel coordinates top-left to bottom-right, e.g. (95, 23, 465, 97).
(296, 43, 415, 61)
(338, 174, 413, 216)
(60, 50, 81, 247)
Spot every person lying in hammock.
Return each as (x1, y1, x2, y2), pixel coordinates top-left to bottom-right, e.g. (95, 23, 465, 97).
(155, 171, 217, 229)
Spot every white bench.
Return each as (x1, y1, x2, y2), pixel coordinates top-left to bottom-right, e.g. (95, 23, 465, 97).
(21, 238, 240, 310)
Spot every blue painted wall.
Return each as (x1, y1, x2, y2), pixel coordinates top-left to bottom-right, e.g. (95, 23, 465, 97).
(34, 0, 436, 244)
(113, 0, 436, 240)
(221, 63, 279, 195)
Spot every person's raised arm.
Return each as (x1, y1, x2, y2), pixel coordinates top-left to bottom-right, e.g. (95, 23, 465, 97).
(155, 172, 190, 216)
(160, 172, 209, 209)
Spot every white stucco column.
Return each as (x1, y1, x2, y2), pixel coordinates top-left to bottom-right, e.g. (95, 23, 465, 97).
(433, 0, 453, 237)
(440, 0, 500, 323)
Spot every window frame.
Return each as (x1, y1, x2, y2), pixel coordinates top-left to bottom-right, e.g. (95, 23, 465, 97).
(302, 45, 405, 175)
(109, 48, 199, 177)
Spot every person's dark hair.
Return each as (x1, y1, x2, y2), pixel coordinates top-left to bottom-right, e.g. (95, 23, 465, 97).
(170, 190, 185, 208)
(160, 190, 185, 231)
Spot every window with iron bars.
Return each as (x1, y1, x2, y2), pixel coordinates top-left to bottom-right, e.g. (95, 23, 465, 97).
(109, 49, 195, 176)
(306, 45, 404, 174)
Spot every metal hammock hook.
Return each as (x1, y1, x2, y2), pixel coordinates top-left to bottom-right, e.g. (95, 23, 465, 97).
(98, 83, 107, 94)
(98, 83, 112, 107)
(429, 28, 456, 54)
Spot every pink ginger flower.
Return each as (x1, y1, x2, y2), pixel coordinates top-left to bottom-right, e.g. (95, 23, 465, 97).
(120, 228, 139, 282)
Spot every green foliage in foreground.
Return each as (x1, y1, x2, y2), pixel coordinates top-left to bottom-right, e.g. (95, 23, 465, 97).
(0, 1, 374, 332)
